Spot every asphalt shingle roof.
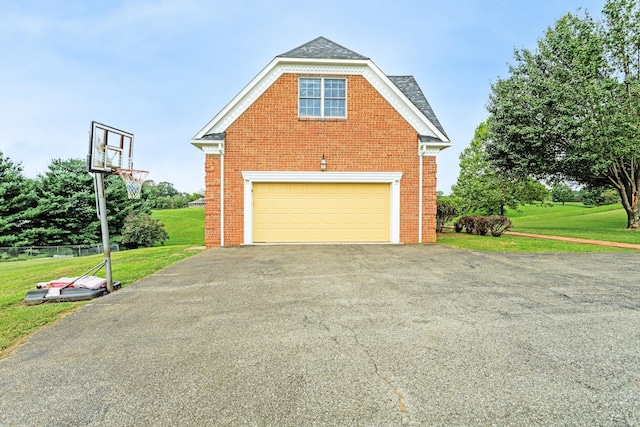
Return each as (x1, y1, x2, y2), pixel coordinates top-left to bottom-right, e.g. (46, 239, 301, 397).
(280, 36, 368, 60)
(387, 76, 449, 140)
(201, 132, 225, 140)
(282, 38, 447, 140)
(195, 38, 448, 143)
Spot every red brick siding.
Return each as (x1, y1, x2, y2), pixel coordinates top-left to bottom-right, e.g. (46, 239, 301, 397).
(422, 156, 437, 243)
(203, 73, 438, 247)
(204, 155, 221, 246)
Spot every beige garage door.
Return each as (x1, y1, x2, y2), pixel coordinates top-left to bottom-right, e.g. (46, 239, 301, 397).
(253, 182, 390, 243)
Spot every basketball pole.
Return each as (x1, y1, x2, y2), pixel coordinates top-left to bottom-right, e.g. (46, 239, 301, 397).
(94, 172, 114, 293)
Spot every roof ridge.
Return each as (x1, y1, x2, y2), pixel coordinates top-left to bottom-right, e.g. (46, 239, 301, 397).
(279, 36, 368, 60)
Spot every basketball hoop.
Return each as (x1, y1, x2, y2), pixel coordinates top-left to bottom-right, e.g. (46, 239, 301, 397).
(115, 168, 149, 199)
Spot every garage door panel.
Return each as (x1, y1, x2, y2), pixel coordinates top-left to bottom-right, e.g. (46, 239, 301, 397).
(253, 182, 390, 243)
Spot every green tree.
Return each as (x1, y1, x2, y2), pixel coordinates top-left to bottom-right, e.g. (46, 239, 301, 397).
(452, 122, 549, 215)
(602, 188, 621, 204)
(486, 0, 640, 229)
(551, 184, 575, 205)
(120, 212, 169, 249)
(25, 159, 150, 245)
(189, 190, 205, 202)
(578, 185, 621, 206)
(144, 181, 192, 209)
(156, 181, 180, 197)
(0, 151, 36, 246)
(24, 159, 97, 245)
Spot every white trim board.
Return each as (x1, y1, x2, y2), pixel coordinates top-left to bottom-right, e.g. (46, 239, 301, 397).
(241, 171, 402, 245)
(193, 57, 449, 142)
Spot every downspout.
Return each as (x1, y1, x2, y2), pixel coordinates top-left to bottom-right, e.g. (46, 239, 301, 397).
(418, 154, 423, 244)
(220, 153, 224, 247)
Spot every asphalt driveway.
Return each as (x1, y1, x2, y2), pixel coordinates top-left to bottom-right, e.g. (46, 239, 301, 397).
(1, 245, 639, 426)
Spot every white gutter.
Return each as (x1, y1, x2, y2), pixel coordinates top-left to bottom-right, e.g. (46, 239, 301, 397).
(220, 153, 224, 247)
(419, 155, 423, 244)
(191, 139, 225, 246)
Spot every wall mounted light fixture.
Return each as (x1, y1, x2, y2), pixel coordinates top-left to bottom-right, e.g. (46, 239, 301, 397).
(320, 154, 327, 172)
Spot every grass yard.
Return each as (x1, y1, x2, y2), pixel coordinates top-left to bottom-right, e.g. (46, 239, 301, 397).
(1, 207, 207, 357)
(0, 246, 200, 357)
(507, 203, 639, 245)
(437, 202, 638, 251)
(152, 207, 205, 246)
(437, 230, 634, 252)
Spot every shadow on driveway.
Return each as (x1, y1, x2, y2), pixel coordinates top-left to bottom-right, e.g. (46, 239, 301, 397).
(1, 245, 638, 425)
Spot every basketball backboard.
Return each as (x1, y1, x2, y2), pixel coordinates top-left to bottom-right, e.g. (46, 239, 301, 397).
(87, 121, 134, 173)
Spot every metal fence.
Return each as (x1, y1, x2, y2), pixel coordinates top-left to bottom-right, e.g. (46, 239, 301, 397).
(0, 244, 120, 262)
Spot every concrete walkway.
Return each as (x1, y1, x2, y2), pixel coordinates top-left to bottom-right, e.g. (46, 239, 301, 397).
(1, 245, 639, 425)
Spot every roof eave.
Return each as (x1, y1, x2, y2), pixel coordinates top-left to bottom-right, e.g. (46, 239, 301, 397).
(190, 135, 225, 154)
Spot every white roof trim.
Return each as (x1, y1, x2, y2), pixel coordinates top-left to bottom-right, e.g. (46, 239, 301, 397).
(193, 57, 448, 142)
(242, 171, 402, 183)
(419, 140, 453, 156)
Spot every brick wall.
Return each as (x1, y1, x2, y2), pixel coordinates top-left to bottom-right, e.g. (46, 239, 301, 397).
(203, 73, 438, 247)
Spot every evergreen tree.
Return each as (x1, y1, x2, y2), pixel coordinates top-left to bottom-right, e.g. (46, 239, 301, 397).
(0, 151, 36, 246)
(26, 158, 151, 245)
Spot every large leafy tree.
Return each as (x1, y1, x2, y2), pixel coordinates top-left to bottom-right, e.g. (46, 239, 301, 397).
(452, 121, 549, 215)
(487, 0, 640, 229)
(0, 151, 36, 246)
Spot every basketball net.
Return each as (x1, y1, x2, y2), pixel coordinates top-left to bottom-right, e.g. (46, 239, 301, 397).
(115, 168, 149, 199)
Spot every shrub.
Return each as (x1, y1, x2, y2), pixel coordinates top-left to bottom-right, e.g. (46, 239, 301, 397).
(436, 197, 459, 232)
(486, 215, 513, 237)
(454, 215, 512, 237)
(454, 215, 473, 234)
(471, 215, 489, 236)
(454, 215, 484, 234)
(121, 213, 169, 249)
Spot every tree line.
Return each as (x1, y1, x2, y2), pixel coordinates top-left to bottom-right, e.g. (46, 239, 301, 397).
(0, 152, 201, 247)
(451, 0, 638, 230)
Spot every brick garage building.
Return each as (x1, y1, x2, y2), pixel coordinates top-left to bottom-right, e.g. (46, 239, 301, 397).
(191, 37, 451, 247)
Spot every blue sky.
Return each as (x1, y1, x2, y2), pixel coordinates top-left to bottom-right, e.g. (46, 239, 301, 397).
(0, 0, 606, 194)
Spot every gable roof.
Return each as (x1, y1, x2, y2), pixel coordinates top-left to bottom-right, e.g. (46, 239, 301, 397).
(279, 36, 368, 60)
(192, 37, 451, 149)
(388, 76, 449, 140)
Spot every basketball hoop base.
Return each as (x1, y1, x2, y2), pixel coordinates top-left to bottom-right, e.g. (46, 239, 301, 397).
(114, 168, 149, 199)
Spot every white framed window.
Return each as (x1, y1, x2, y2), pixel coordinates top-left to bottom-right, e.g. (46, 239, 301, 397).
(299, 77, 346, 118)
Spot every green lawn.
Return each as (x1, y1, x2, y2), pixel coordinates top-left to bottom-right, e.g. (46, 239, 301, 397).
(1, 207, 207, 357)
(152, 207, 205, 246)
(506, 203, 639, 244)
(0, 246, 201, 356)
(437, 202, 638, 251)
(436, 230, 633, 252)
